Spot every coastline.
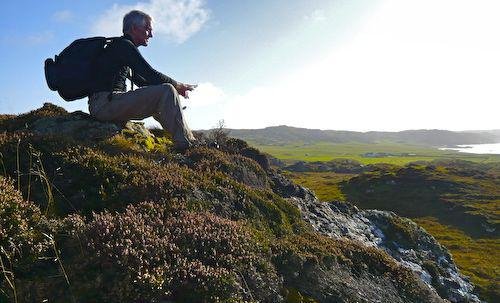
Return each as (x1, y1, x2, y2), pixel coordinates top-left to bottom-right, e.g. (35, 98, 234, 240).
(439, 143, 500, 155)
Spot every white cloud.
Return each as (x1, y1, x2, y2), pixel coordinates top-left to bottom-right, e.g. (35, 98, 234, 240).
(52, 10, 73, 23)
(91, 0, 210, 43)
(187, 82, 225, 107)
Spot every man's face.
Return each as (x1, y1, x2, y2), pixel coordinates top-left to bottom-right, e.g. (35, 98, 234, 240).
(131, 18, 153, 47)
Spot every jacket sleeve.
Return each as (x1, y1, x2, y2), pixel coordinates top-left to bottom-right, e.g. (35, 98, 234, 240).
(119, 39, 178, 87)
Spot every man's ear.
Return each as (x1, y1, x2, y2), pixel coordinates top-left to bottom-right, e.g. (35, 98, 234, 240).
(130, 24, 140, 35)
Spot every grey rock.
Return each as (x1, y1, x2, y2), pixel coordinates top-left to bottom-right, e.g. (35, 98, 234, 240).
(271, 172, 482, 303)
(31, 111, 153, 141)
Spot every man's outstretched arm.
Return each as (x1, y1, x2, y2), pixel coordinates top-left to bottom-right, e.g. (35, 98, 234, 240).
(121, 40, 196, 97)
(120, 39, 178, 87)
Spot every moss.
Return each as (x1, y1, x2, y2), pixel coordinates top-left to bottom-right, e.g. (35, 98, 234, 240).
(195, 171, 306, 237)
(186, 147, 269, 188)
(385, 215, 420, 247)
(105, 128, 173, 153)
(422, 260, 449, 298)
(415, 217, 499, 302)
(274, 233, 396, 275)
(286, 171, 354, 201)
(273, 233, 437, 302)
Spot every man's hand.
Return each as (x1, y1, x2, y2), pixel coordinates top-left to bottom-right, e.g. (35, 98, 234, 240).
(175, 83, 197, 99)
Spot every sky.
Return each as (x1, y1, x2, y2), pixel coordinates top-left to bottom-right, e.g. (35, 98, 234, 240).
(0, 0, 499, 131)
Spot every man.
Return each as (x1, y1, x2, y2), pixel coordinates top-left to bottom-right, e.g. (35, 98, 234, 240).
(88, 10, 196, 150)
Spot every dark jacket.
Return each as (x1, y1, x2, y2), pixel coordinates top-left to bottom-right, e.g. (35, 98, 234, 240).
(92, 34, 177, 93)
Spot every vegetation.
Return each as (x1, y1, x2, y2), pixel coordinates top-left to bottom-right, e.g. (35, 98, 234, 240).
(283, 160, 499, 302)
(414, 217, 499, 301)
(341, 160, 499, 236)
(283, 172, 353, 201)
(0, 104, 443, 302)
(56, 202, 281, 302)
(273, 232, 441, 303)
(252, 141, 500, 165)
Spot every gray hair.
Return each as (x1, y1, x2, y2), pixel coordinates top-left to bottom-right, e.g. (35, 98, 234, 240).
(123, 10, 152, 34)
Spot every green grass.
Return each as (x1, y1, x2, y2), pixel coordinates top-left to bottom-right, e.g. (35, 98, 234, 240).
(258, 139, 500, 301)
(341, 162, 500, 234)
(286, 161, 500, 303)
(252, 141, 500, 165)
(283, 171, 353, 201)
(258, 138, 500, 296)
(414, 217, 499, 302)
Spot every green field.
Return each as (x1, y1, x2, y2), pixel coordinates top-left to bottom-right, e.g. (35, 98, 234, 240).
(283, 165, 499, 302)
(414, 217, 499, 299)
(256, 141, 500, 302)
(283, 171, 353, 201)
(251, 141, 500, 165)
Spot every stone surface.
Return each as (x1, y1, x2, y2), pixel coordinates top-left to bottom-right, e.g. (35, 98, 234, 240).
(31, 111, 153, 141)
(270, 172, 482, 303)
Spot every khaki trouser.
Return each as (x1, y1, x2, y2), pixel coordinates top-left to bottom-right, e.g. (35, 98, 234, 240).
(88, 83, 195, 148)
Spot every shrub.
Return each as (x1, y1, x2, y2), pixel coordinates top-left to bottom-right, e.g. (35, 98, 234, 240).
(0, 176, 48, 302)
(0, 176, 46, 261)
(59, 201, 281, 302)
(186, 147, 269, 188)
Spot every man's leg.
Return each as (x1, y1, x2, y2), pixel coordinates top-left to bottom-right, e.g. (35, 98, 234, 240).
(89, 83, 195, 148)
(151, 84, 196, 148)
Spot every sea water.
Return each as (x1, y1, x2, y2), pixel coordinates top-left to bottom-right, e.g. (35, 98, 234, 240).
(439, 143, 500, 155)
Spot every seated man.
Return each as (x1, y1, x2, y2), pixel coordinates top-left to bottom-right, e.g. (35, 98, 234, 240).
(88, 10, 196, 150)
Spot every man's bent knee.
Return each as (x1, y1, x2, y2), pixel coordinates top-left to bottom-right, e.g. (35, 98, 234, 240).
(158, 83, 180, 106)
(160, 83, 176, 95)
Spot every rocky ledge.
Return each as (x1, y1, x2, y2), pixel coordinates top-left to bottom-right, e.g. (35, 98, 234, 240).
(271, 173, 481, 302)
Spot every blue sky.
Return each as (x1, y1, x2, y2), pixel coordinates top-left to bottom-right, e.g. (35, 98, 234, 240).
(1, 0, 499, 131)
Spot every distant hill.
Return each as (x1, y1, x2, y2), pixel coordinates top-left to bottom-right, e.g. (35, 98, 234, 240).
(465, 129, 500, 138)
(222, 125, 500, 146)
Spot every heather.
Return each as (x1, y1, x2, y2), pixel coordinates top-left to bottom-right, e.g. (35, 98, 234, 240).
(0, 104, 467, 302)
(50, 202, 281, 302)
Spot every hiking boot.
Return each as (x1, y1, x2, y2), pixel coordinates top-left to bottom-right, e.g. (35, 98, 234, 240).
(173, 139, 201, 153)
(173, 143, 191, 153)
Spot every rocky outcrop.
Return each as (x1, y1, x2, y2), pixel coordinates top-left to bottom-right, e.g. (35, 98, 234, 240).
(0, 104, 485, 302)
(31, 110, 153, 141)
(270, 172, 481, 302)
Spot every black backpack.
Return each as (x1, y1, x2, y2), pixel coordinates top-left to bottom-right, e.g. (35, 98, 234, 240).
(44, 37, 116, 101)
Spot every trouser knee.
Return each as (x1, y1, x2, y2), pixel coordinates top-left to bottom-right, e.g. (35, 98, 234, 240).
(159, 83, 179, 107)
